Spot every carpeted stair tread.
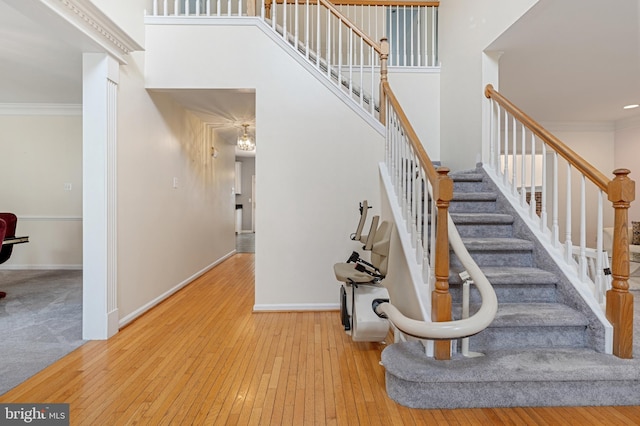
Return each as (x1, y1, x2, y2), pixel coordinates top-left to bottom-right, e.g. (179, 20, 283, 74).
(382, 343, 640, 384)
(460, 237, 534, 251)
(449, 267, 558, 285)
(450, 173, 484, 182)
(483, 303, 588, 327)
(450, 213, 513, 224)
(452, 192, 497, 201)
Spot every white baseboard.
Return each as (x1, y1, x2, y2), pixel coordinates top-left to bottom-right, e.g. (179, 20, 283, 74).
(253, 303, 339, 312)
(0, 264, 83, 270)
(119, 250, 236, 328)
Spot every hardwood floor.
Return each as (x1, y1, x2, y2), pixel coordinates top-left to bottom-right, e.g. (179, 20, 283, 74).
(2, 253, 639, 425)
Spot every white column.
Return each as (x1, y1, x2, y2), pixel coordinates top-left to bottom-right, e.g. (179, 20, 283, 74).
(82, 53, 119, 340)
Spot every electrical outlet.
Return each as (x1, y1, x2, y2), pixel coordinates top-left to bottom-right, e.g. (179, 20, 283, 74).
(64, 183, 72, 191)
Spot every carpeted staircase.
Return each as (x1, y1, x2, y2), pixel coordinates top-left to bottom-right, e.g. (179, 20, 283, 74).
(381, 166, 640, 409)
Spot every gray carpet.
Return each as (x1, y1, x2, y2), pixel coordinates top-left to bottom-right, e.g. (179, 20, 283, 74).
(236, 233, 255, 253)
(0, 269, 85, 396)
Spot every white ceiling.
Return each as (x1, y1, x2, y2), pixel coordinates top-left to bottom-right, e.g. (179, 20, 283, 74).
(487, 0, 640, 124)
(1, 0, 639, 133)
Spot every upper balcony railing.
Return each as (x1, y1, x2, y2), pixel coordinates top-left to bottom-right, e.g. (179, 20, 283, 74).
(149, 1, 439, 68)
(484, 84, 635, 358)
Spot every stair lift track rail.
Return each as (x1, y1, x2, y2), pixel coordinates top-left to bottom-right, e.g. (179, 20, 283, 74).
(375, 215, 498, 340)
(375, 79, 498, 352)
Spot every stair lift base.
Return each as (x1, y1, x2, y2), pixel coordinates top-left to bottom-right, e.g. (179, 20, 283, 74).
(340, 283, 389, 342)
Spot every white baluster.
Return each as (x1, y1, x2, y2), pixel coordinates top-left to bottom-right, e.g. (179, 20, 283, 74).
(359, 38, 364, 107)
(207, 0, 211, 16)
(503, 110, 509, 187)
(579, 175, 587, 280)
(185, 0, 189, 15)
(520, 124, 526, 207)
(348, 29, 353, 96)
(153, 0, 158, 16)
(409, 6, 414, 66)
(294, 0, 298, 47)
(316, 4, 320, 68)
(217, 0, 221, 17)
(488, 99, 494, 170)
(326, 9, 331, 78)
(196, 0, 200, 16)
(511, 116, 517, 196)
(174, 0, 179, 16)
(305, 0, 309, 59)
(338, 21, 343, 92)
(595, 190, 605, 303)
(540, 143, 548, 233)
(552, 151, 560, 246)
(564, 163, 573, 262)
(530, 133, 537, 219)
(282, 0, 287, 36)
(491, 103, 502, 176)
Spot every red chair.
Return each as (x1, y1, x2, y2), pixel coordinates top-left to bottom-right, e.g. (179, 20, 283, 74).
(0, 218, 6, 299)
(0, 213, 18, 264)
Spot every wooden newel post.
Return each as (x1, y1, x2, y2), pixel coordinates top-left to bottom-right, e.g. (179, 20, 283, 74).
(606, 168, 635, 358)
(432, 167, 453, 360)
(379, 37, 389, 124)
(265, 0, 272, 19)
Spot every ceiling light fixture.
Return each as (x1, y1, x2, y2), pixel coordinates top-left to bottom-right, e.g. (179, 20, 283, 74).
(623, 104, 639, 110)
(237, 124, 255, 151)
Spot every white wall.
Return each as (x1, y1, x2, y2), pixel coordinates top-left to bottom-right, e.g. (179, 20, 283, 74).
(615, 117, 640, 222)
(0, 112, 83, 268)
(438, 0, 537, 172)
(388, 70, 440, 160)
(116, 50, 237, 321)
(145, 23, 385, 308)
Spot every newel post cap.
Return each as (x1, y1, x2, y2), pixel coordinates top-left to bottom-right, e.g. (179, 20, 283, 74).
(608, 169, 635, 204)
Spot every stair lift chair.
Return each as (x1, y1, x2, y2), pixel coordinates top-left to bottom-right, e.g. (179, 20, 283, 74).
(334, 219, 393, 342)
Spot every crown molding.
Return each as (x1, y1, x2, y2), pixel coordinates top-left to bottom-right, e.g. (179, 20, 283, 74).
(41, 0, 144, 63)
(0, 103, 82, 116)
(615, 115, 640, 131)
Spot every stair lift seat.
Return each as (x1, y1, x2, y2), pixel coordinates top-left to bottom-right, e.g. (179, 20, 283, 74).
(334, 220, 394, 342)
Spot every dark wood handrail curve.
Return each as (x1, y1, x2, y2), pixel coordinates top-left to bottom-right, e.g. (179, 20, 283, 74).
(485, 84, 609, 191)
(485, 84, 634, 358)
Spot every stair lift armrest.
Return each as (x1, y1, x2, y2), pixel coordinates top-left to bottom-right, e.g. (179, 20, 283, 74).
(350, 200, 371, 241)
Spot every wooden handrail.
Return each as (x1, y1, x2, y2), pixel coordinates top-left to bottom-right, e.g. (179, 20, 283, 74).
(485, 84, 609, 192)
